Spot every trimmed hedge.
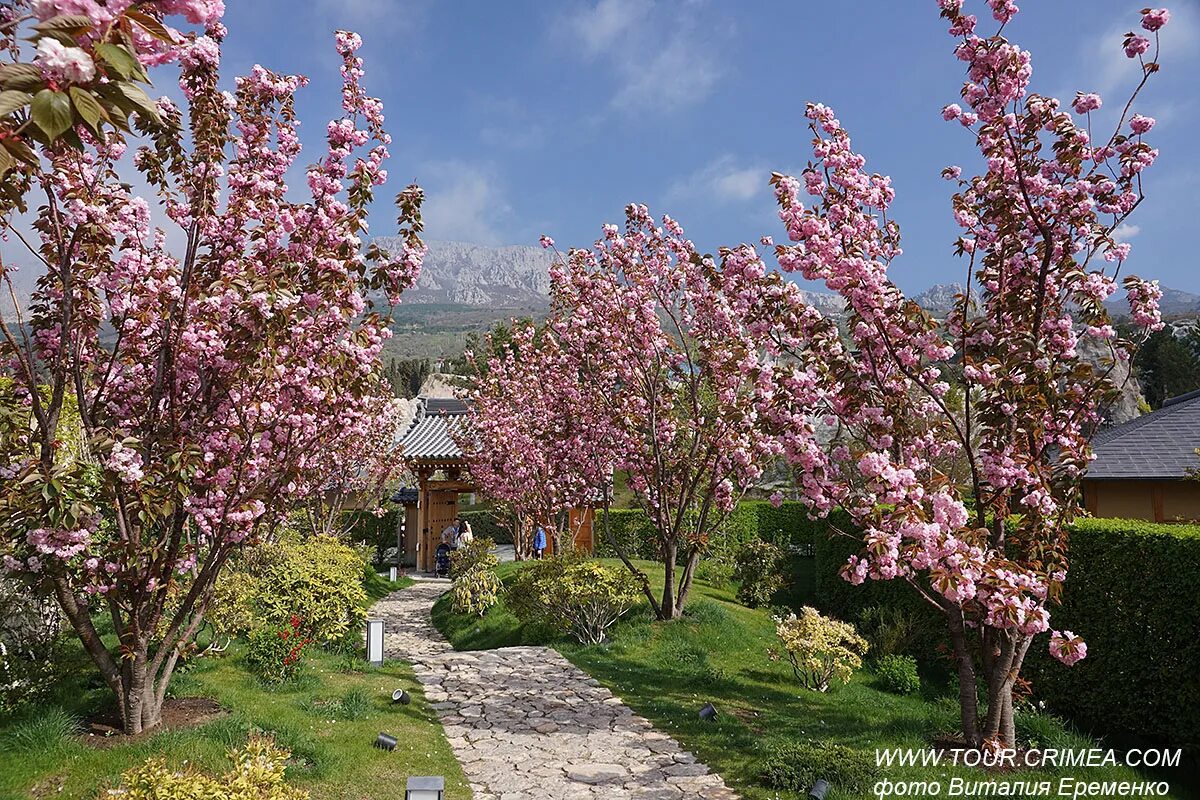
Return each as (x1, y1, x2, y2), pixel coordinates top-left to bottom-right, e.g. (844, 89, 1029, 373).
(812, 513, 1200, 749)
(594, 500, 819, 562)
(341, 509, 400, 567)
(460, 509, 515, 545)
(1025, 518, 1200, 749)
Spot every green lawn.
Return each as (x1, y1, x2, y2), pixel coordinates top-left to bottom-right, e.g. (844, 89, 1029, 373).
(0, 577, 467, 800)
(433, 559, 1181, 800)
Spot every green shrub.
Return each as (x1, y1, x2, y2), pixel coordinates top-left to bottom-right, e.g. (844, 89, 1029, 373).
(0, 707, 78, 755)
(759, 740, 878, 794)
(222, 535, 368, 648)
(508, 554, 640, 644)
(103, 736, 307, 800)
(856, 605, 921, 659)
(340, 508, 401, 567)
(245, 617, 312, 685)
(694, 555, 734, 588)
(1025, 518, 1200, 750)
(449, 537, 497, 578)
(0, 578, 61, 713)
(875, 654, 920, 695)
(733, 539, 785, 608)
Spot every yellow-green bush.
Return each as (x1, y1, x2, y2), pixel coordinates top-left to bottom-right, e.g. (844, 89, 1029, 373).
(772, 606, 868, 692)
(255, 536, 368, 645)
(450, 564, 501, 617)
(103, 736, 307, 799)
(508, 554, 640, 644)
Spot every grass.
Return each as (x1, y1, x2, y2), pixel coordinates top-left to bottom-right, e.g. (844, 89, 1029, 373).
(432, 558, 1186, 800)
(0, 586, 467, 800)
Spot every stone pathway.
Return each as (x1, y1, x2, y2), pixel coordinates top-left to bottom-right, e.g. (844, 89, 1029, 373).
(374, 581, 739, 800)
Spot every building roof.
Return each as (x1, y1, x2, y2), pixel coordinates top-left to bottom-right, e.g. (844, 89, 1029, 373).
(398, 396, 469, 463)
(1087, 389, 1200, 480)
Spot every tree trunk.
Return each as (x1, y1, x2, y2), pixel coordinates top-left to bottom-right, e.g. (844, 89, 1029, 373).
(674, 547, 701, 615)
(946, 612, 981, 747)
(660, 539, 679, 620)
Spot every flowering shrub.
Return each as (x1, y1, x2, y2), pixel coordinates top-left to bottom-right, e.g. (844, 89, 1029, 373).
(772, 607, 868, 692)
(732, 539, 785, 608)
(245, 616, 312, 685)
(508, 554, 640, 644)
(104, 736, 307, 800)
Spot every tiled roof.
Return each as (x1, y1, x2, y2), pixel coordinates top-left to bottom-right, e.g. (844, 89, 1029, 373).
(398, 396, 468, 462)
(1087, 390, 1200, 480)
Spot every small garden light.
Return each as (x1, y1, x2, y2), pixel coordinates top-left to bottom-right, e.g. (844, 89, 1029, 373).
(367, 619, 384, 666)
(392, 688, 411, 705)
(405, 776, 445, 800)
(389, 566, 398, 582)
(809, 779, 830, 800)
(374, 732, 398, 751)
(699, 702, 717, 722)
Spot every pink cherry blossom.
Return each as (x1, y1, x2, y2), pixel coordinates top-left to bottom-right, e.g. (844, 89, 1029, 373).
(1141, 8, 1170, 31)
(34, 38, 96, 83)
(1072, 92, 1102, 114)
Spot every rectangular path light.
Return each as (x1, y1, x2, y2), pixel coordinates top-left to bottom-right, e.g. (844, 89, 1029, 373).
(405, 776, 444, 800)
(367, 619, 384, 666)
(389, 566, 398, 582)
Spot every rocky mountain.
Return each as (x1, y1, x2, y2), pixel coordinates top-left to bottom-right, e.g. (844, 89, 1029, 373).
(374, 238, 553, 307)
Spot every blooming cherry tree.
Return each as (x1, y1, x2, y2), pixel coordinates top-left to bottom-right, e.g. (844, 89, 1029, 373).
(459, 320, 615, 560)
(0, 10, 424, 733)
(759, 1, 1168, 748)
(547, 208, 823, 619)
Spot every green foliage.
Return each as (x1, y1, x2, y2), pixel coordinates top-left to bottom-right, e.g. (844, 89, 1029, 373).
(693, 556, 733, 589)
(449, 537, 497, 578)
(506, 554, 640, 644)
(245, 618, 312, 686)
(341, 509, 401, 568)
(450, 565, 502, 618)
(459, 509, 511, 545)
(1132, 328, 1200, 409)
(875, 654, 920, 695)
(855, 604, 922, 659)
(230, 535, 369, 647)
(383, 357, 432, 399)
(1025, 518, 1200, 749)
(103, 736, 308, 800)
(732, 539, 786, 608)
(758, 740, 878, 794)
(0, 575, 62, 713)
(0, 707, 78, 755)
(206, 570, 259, 643)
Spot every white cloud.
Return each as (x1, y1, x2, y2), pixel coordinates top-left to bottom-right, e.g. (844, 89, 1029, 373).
(1080, 3, 1199, 96)
(418, 161, 511, 245)
(611, 36, 722, 113)
(1113, 223, 1141, 242)
(666, 155, 767, 205)
(555, 1, 725, 114)
(560, 0, 649, 57)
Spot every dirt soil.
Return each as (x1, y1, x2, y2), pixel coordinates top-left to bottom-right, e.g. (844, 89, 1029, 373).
(81, 697, 228, 748)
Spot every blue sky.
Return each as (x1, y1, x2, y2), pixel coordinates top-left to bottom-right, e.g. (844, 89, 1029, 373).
(83, 2, 1200, 293)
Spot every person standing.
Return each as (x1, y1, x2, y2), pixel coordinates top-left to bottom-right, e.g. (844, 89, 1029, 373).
(458, 519, 474, 547)
(532, 525, 547, 559)
(441, 518, 460, 550)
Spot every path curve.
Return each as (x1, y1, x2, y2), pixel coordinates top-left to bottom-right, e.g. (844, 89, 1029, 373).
(374, 581, 739, 800)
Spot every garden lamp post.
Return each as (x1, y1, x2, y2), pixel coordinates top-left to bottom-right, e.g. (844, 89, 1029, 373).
(405, 776, 445, 800)
(367, 619, 384, 666)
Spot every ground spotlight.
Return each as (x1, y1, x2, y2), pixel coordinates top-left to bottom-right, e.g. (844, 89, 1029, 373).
(809, 778, 830, 800)
(392, 688, 412, 705)
(698, 702, 717, 721)
(374, 732, 398, 751)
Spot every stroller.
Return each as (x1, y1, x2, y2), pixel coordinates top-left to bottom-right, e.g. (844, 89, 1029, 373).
(435, 543, 452, 578)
